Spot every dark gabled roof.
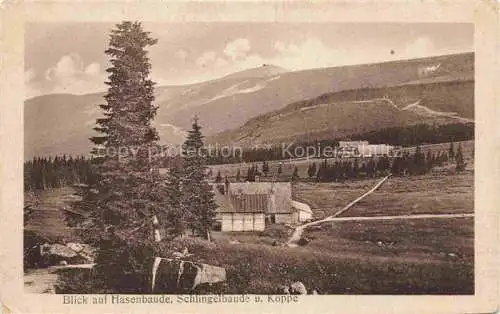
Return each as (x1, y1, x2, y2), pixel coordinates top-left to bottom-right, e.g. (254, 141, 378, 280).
(212, 182, 292, 214)
(228, 193, 268, 213)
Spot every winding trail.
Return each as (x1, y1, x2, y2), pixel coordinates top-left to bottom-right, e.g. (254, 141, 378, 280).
(286, 175, 391, 247)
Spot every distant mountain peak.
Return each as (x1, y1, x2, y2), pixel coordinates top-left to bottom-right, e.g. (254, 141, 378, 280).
(221, 64, 288, 80)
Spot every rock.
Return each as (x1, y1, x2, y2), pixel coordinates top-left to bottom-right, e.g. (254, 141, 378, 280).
(77, 245, 96, 262)
(66, 242, 84, 252)
(65, 243, 95, 262)
(36, 243, 96, 267)
(310, 289, 319, 295)
(40, 244, 82, 266)
(290, 281, 307, 294)
(151, 258, 226, 293)
(276, 285, 290, 294)
(59, 260, 68, 266)
(297, 237, 310, 246)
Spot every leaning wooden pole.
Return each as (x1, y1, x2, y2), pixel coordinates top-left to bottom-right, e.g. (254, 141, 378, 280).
(287, 174, 391, 246)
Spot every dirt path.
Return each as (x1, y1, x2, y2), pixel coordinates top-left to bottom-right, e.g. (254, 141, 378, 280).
(24, 264, 95, 294)
(286, 175, 391, 247)
(310, 213, 474, 222)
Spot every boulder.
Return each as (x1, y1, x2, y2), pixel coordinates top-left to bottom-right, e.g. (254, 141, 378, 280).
(289, 281, 307, 295)
(66, 242, 84, 252)
(40, 244, 82, 266)
(297, 237, 310, 246)
(66, 243, 95, 262)
(276, 285, 290, 294)
(151, 258, 226, 293)
(38, 243, 94, 267)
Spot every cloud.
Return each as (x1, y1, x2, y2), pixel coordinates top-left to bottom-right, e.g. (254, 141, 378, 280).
(223, 38, 251, 61)
(271, 38, 340, 70)
(45, 53, 84, 81)
(194, 37, 344, 75)
(402, 37, 436, 59)
(25, 68, 42, 98)
(25, 68, 35, 84)
(38, 53, 106, 96)
(196, 51, 217, 68)
(84, 63, 101, 76)
(194, 38, 262, 74)
(171, 37, 344, 84)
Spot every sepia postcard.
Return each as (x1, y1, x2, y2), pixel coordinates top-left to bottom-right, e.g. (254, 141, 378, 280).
(0, 1, 499, 313)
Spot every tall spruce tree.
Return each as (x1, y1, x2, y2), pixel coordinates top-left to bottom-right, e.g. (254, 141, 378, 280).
(73, 21, 180, 292)
(161, 165, 185, 239)
(262, 161, 270, 177)
(448, 142, 455, 161)
(291, 166, 299, 181)
(215, 170, 222, 183)
(181, 117, 217, 240)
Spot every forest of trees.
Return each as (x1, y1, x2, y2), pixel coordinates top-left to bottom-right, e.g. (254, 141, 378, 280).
(224, 142, 467, 183)
(206, 122, 474, 165)
(351, 122, 475, 146)
(24, 155, 94, 191)
(314, 146, 440, 182)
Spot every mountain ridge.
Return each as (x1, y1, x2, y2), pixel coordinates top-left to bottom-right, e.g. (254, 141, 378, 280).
(24, 52, 474, 159)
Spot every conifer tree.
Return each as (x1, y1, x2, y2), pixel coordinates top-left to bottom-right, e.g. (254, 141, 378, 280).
(181, 117, 217, 239)
(262, 161, 270, 177)
(316, 159, 328, 182)
(426, 150, 433, 172)
(412, 145, 426, 175)
(366, 158, 376, 178)
(455, 143, 466, 172)
(352, 159, 360, 179)
(448, 142, 455, 161)
(161, 165, 185, 238)
(215, 170, 222, 183)
(291, 166, 299, 181)
(308, 162, 317, 178)
(73, 21, 179, 292)
(391, 157, 402, 176)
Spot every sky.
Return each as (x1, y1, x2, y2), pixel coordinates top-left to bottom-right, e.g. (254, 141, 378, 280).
(25, 22, 473, 98)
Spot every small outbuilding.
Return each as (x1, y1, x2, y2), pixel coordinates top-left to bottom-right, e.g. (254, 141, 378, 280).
(291, 200, 313, 222)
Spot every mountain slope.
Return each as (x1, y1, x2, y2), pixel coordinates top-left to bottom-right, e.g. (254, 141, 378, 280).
(24, 52, 473, 159)
(209, 79, 474, 146)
